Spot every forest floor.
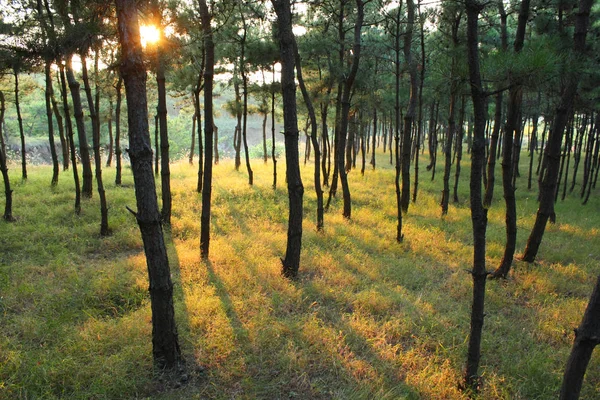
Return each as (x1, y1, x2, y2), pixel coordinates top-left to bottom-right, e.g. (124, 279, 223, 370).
(1, 152, 599, 399)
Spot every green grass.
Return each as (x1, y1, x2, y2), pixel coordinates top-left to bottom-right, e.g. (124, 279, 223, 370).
(1, 150, 599, 399)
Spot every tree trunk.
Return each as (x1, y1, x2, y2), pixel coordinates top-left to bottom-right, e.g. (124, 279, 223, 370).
(522, 0, 593, 262)
(273, 0, 304, 278)
(198, 0, 214, 259)
(189, 111, 196, 165)
(106, 97, 114, 167)
(116, 0, 182, 370)
(453, 96, 466, 203)
(213, 123, 219, 165)
(262, 111, 268, 163)
(239, 20, 254, 186)
(338, 0, 364, 219)
(0, 92, 14, 222)
(50, 79, 68, 171)
(560, 275, 600, 400)
(154, 114, 159, 176)
(464, 0, 489, 391)
(528, 110, 540, 190)
(66, 56, 93, 198)
(413, 4, 426, 203)
(44, 61, 59, 186)
(115, 76, 123, 186)
(294, 40, 323, 231)
(491, 0, 530, 278)
(13, 70, 27, 180)
(59, 63, 81, 213)
(401, 0, 417, 213)
(81, 53, 109, 236)
(152, 8, 172, 225)
(371, 108, 377, 170)
(569, 114, 587, 193)
(271, 66, 277, 189)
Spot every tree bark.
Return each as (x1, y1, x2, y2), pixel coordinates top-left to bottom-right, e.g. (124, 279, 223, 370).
(44, 61, 60, 186)
(198, 0, 215, 259)
(152, 4, 172, 225)
(115, 76, 123, 186)
(0, 92, 14, 222)
(491, 0, 530, 278)
(66, 55, 93, 198)
(273, 0, 304, 278)
(463, 0, 489, 391)
(401, 0, 417, 213)
(13, 69, 27, 180)
(294, 40, 323, 231)
(522, 0, 593, 262)
(59, 63, 81, 214)
(560, 275, 600, 400)
(81, 53, 109, 236)
(338, 0, 364, 219)
(116, 0, 182, 370)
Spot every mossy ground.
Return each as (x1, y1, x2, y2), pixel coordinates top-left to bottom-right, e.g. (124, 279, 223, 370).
(1, 151, 599, 399)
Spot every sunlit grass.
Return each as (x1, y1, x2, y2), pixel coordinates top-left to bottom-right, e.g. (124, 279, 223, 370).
(1, 151, 599, 399)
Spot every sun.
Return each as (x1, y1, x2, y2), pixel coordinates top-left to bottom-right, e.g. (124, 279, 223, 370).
(140, 25, 160, 47)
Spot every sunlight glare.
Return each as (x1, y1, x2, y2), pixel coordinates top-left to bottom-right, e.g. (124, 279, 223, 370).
(140, 25, 160, 47)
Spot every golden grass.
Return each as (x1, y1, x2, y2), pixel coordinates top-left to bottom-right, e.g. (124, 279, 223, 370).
(1, 154, 600, 399)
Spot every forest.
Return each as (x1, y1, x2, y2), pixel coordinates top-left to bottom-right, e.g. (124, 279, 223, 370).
(0, 0, 599, 398)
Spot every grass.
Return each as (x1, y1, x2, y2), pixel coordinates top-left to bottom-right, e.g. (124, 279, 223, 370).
(1, 150, 599, 399)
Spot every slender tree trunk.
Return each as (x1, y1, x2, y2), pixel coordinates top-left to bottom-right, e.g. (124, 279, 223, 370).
(239, 21, 253, 186)
(401, 0, 417, 212)
(273, 0, 304, 278)
(321, 92, 332, 186)
(338, 0, 364, 219)
(537, 116, 548, 176)
(491, 0, 530, 278)
(294, 40, 323, 231)
(50, 79, 68, 171)
(14, 70, 27, 180)
(464, 0, 489, 391)
(195, 89, 203, 193)
(44, 61, 59, 186)
(152, 8, 172, 225)
(198, 0, 214, 259)
(115, 76, 123, 186)
(271, 67, 277, 189)
(106, 97, 114, 167)
(483, 0, 507, 207)
(234, 77, 242, 171)
(560, 115, 575, 201)
(66, 57, 93, 198)
(413, 3, 426, 203)
(213, 123, 219, 164)
(442, 86, 457, 215)
(583, 121, 599, 205)
(528, 109, 540, 190)
(59, 63, 81, 213)
(116, 0, 181, 369)
(190, 112, 196, 164)
(581, 113, 597, 199)
(262, 112, 268, 163)
(0, 92, 14, 221)
(81, 53, 109, 236)
(453, 96, 466, 203)
(569, 114, 587, 193)
(560, 275, 600, 400)
(371, 108, 377, 169)
(522, 0, 593, 262)
(154, 114, 159, 176)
